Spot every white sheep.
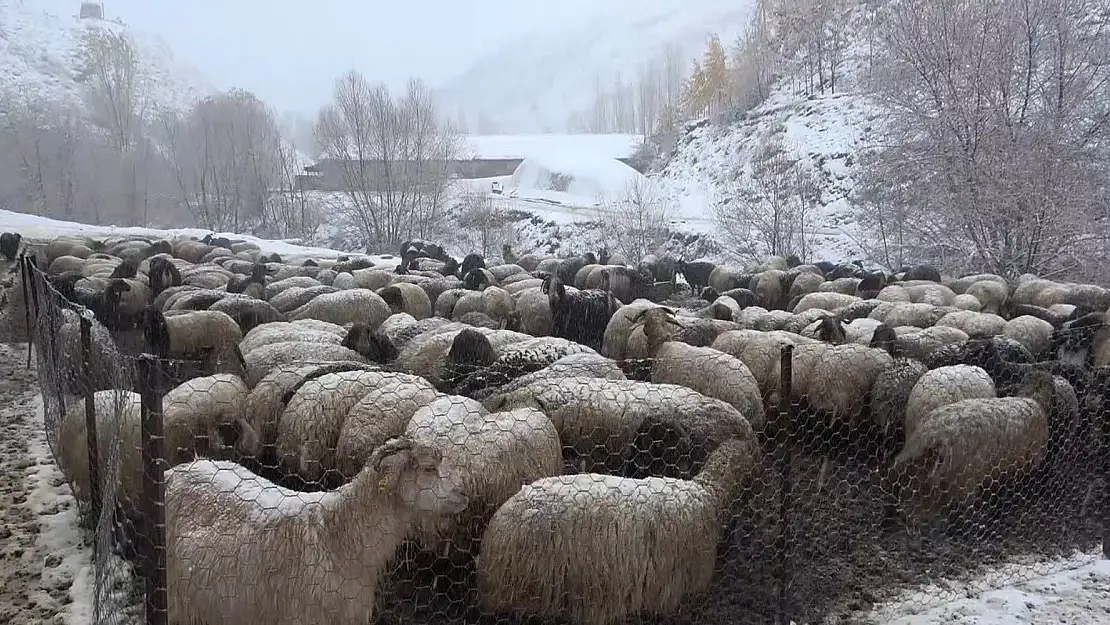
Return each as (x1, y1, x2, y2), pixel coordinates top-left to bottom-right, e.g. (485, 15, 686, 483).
(334, 376, 441, 478)
(237, 320, 345, 354)
(164, 436, 470, 625)
(287, 288, 391, 330)
(892, 370, 1055, 521)
(1003, 315, 1055, 357)
(477, 436, 760, 625)
(903, 365, 997, 439)
(484, 376, 754, 479)
(405, 396, 563, 546)
(275, 369, 424, 484)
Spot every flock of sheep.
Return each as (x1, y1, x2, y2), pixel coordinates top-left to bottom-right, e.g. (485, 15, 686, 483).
(2, 228, 1109, 625)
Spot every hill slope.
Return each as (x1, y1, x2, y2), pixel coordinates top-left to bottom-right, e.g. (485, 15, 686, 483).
(437, 0, 757, 134)
(656, 24, 881, 263)
(0, 0, 214, 114)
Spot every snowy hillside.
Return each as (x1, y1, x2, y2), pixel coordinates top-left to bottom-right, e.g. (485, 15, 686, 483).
(438, 0, 757, 134)
(0, 0, 214, 113)
(658, 89, 884, 263)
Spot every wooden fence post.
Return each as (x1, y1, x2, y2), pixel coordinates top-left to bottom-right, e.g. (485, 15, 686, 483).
(79, 314, 102, 530)
(138, 354, 168, 625)
(776, 344, 795, 625)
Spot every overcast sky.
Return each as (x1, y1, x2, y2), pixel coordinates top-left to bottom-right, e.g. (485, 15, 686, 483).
(103, 0, 622, 116)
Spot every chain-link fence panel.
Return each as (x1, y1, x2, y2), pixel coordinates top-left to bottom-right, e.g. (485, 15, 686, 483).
(17, 248, 1110, 625)
(780, 339, 1107, 624)
(21, 255, 148, 625)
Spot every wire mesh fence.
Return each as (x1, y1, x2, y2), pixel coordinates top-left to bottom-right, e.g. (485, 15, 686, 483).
(12, 252, 1110, 625)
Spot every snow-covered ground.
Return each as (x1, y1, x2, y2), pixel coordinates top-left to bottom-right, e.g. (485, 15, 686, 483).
(0, 208, 392, 263)
(863, 550, 1110, 625)
(0, 0, 214, 115)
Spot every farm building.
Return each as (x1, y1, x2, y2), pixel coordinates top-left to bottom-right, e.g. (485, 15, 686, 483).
(297, 133, 644, 192)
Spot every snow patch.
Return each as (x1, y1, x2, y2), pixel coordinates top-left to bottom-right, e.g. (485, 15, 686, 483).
(864, 549, 1110, 625)
(512, 154, 644, 206)
(0, 208, 395, 263)
(23, 395, 94, 625)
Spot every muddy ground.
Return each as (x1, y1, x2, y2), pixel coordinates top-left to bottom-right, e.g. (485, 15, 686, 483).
(0, 342, 86, 625)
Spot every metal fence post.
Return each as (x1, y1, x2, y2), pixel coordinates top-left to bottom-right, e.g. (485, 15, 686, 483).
(776, 344, 795, 625)
(79, 314, 102, 531)
(138, 354, 168, 625)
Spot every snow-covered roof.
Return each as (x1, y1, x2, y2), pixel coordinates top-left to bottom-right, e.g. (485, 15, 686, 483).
(459, 134, 642, 161)
(320, 133, 642, 163)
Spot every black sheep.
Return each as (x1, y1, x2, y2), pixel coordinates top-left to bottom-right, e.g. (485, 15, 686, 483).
(460, 252, 486, 278)
(148, 257, 182, 297)
(227, 264, 268, 294)
(341, 324, 398, 363)
(0, 232, 22, 261)
(856, 271, 886, 298)
(201, 233, 234, 249)
(676, 260, 715, 294)
(109, 257, 140, 279)
(719, 287, 759, 309)
(902, 264, 941, 282)
(542, 275, 620, 352)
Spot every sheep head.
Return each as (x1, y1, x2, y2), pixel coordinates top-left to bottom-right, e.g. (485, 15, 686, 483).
(464, 268, 493, 291)
(342, 324, 398, 363)
(369, 437, 469, 515)
(630, 306, 683, 352)
(699, 286, 720, 301)
(447, 328, 496, 371)
(250, 263, 269, 281)
(1018, 369, 1057, 414)
(541, 274, 566, 308)
(816, 315, 846, 345)
(441, 256, 460, 277)
(869, 323, 899, 357)
(378, 286, 406, 314)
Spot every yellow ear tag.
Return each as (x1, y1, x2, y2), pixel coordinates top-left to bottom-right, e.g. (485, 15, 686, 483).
(378, 477, 389, 489)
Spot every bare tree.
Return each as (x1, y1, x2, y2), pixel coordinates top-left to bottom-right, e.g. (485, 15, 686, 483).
(455, 191, 512, 256)
(161, 89, 283, 232)
(75, 28, 144, 152)
(0, 86, 180, 227)
(596, 177, 676, 262)
(861, 0, 1110, 279)
(712, 133, 820, 262)
(313, 71, 461, 252)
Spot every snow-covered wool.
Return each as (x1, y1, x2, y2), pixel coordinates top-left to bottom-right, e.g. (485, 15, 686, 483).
(275, 370, 425, 483)
(483, 377, 754, 479)
(892, 370, 1055, 520)
(477, 436, 760, 625)
(904, 365, 997, 439)
(405, 397, 562, 546)
(164, 437, 470, 625)
(287, 288, 392, 330)
(239, 341, 372, 387)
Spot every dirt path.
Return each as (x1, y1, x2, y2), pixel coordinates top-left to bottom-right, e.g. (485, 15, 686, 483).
(0, 342, 91, 625)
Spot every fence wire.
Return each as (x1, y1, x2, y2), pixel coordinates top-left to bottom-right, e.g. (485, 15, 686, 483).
(12, 253, 1109, 625)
